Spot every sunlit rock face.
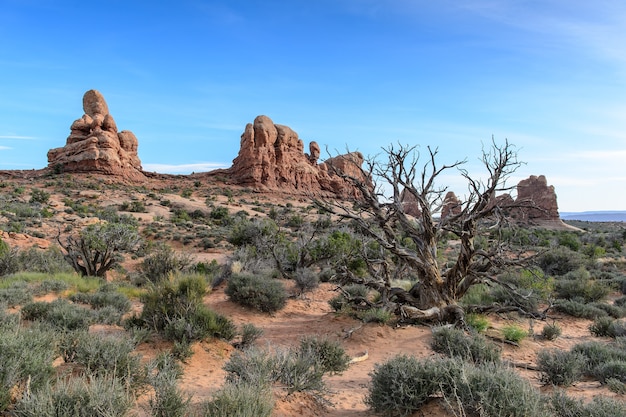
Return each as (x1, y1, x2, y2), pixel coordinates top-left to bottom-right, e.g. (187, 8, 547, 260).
(47, 89, 144, 180)
(228, 115, 368, 197)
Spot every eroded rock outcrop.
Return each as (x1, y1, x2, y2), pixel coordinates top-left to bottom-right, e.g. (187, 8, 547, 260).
(47, 90, 144, 180)
(510, 175, 560, 222)
(227, 115, 367, 196)
(401, 174, 561, 224)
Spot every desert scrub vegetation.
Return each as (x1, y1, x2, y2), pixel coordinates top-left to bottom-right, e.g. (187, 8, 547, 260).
(0, 320, 57, 412)
(367, 355, 550, 417)
(223, 337, 350, 403)
(430, 326, 501, 364)
(129, 274, 235, 345)
(12, 374, 135, 417)
(225, 272, 287, 313)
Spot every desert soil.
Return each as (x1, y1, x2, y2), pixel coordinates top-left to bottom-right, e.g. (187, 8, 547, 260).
(123, 281, 621, 417)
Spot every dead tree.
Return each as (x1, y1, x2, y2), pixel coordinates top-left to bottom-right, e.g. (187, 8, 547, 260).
(317, 140, 537, 323)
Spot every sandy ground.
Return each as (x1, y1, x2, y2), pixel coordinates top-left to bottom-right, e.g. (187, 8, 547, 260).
(126, 281, 623, 417)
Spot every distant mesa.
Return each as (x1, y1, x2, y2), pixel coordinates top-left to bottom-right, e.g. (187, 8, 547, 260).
(47, 90, 145, 181)
(223, 115, 368, 196)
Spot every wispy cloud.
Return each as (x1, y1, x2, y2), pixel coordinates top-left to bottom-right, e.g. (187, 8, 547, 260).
(0, 135, 36, 140)
(0, 146, 11, 150)
(142, 162, 229, 174)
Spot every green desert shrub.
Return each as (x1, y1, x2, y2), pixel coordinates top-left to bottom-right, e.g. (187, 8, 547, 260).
(502, 324, 527, 343)
(550, 391, 626, 416)
(555, 276, 610, 303)
(448, 362, 548, 417)
(293, 267, 319, 293)
(594, 360, 626, 384)
(554, 299, 608, 319)
(224, 348, 279, 388)
(590, 317, 626, 338)
(67, 332, 145, 392)
(13, 374, 134, 417)
(571, 341, 626, 376)
(139, 244, 192, 283)
(21, 299, 93, 331)
(366, 356, 461, 416)
(299, 336, 351, 375)
(136, 274, 235, 343)
(146, 353, 190, 417)
(431, 326, 501, 364)
(225, 273, 286, 313)
(200, 381, 274, 417)
(237, 323, 264, 349)
(541, 321, 562, 341)
(537, 349, 585, 386)
(537, 247, 584, 276)
(0, 324, 57, 412)
(70, 284, 131, 315)
(0, 282, 33, 307)
(274, 346, 326, 395)
(224, 343, 336, 399)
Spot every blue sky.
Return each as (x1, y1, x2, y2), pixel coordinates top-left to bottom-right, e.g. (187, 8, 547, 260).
(1, 0, 625, 212)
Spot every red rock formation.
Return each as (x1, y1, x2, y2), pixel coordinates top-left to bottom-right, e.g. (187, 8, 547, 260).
(47, 90, 144, 180)
(228, 115, 367, 196)
(511, 175, 560, 221)
(441, 191, 462, 219)
(399, 175, 561, 224)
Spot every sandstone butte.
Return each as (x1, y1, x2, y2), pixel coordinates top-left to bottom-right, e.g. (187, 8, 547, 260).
(39, 90, 562, 223)
(47, 89, 145, 181)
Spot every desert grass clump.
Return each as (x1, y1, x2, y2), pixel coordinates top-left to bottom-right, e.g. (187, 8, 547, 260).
(293, 267, 319, 294)
(200, 381, 274, 417)
(554, 299, 608, 319)
(21, 299, 93, 331)
(65, 332, 146, 392)
(541, 321, 562, 341)
(550, 391, 626, 416)
(299, 336, 351, 375)
(431, 326, 501, 364)
(590, 317, 626, 338)
(136, 274, 235, 344)
(139, 244, 193, 284)
(502, 324, 528, 343)
(12, 374, 134, 417)
(146, 352, 190, 417)
(465, 313, 489, 333)
(70, 284, 131, 315)
(359, 307, 394, 324)
(0, 324, 57, 412)
(237, 323, 264, 349)
(225, 273, 287, 313)
(537, 349, 585, 386)
(366, 356, 461, 416)
(447, 362, 548, 417)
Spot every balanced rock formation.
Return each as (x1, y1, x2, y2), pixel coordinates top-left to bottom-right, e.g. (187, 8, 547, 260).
(47, 90, 144, 180)
(227, 115, 367, 196)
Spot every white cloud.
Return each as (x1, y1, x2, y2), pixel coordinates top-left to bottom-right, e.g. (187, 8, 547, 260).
(0, 146, 11, 150)
(142, 162, 229, 174)
(0, 135, 36, 140)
